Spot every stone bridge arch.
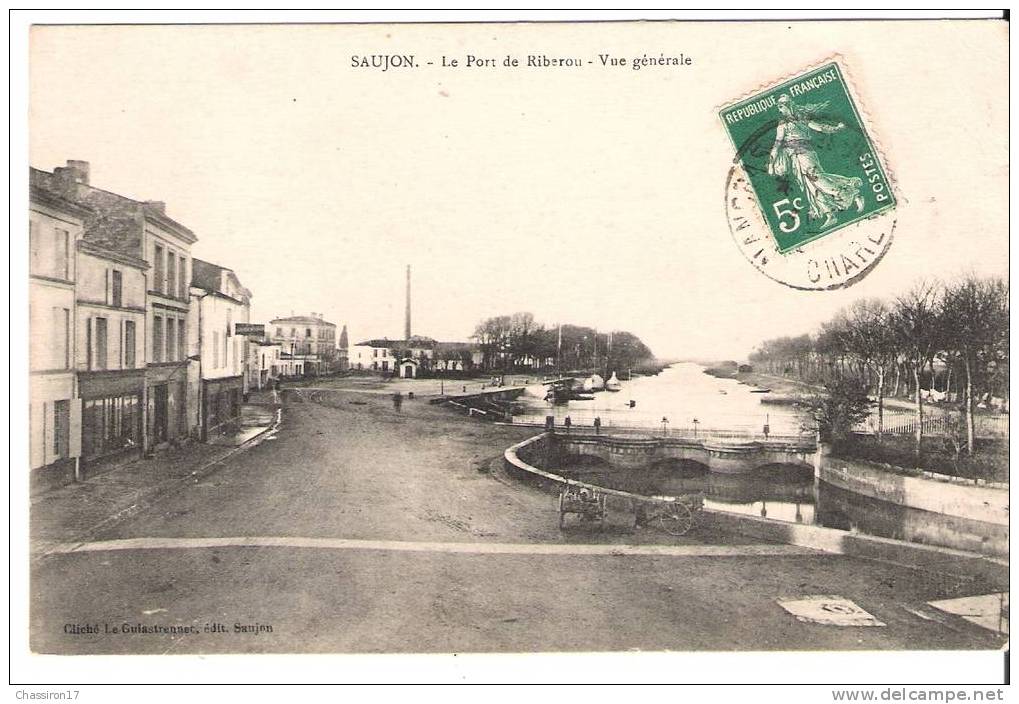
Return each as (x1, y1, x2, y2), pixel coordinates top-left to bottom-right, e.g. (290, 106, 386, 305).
(552, 433, 816, 475)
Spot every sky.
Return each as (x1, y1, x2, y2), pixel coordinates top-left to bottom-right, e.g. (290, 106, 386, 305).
(28, 20, 1008, 359)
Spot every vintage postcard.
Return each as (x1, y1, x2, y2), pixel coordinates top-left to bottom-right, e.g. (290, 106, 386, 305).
(15, 12, 1009, 687)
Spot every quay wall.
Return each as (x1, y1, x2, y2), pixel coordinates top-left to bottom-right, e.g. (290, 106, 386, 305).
(503, 433, 1007, 586)
(818, 453, 1008, 558)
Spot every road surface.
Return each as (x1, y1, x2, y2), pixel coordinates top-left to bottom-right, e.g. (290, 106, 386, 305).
(30, 386, 1007, 654)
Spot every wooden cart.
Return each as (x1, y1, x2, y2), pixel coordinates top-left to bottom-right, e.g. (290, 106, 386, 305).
(558, 485, 607, 530)
(633, 493, 704, 536)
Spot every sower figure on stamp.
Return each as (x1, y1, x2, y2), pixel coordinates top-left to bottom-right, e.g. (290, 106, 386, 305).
(768, 94, 864, 229)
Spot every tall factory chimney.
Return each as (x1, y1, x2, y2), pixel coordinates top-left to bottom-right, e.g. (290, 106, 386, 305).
(404, 264, 412, 340)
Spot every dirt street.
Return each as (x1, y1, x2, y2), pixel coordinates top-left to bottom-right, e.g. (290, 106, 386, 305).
(30, 386, 1007, 653)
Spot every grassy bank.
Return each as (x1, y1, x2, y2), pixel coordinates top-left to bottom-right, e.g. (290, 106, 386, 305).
(832, 434, 1008, 483)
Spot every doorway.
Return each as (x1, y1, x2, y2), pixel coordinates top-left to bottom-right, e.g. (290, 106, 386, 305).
(153, 384, 168, 444)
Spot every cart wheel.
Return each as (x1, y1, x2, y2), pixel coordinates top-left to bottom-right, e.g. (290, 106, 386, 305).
(659, 502, 694, 536)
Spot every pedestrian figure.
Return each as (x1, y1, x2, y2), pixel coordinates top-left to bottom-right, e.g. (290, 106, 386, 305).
(392, 392, 403, 413)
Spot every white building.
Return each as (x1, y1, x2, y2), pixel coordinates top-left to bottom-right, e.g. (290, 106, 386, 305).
(191, 259, 251, 440)
(29, 187, 88, 485)
(248, 340, 282, 390)
(350, 336, 482, 376)
(269, 313, 338, 375)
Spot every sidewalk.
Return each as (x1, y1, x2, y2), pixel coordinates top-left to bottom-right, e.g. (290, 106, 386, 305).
(31, 399, 280, 551)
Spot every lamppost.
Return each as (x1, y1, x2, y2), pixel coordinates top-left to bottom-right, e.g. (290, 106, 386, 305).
(692, 417, 699, 439)
(661, 416, 669, 436)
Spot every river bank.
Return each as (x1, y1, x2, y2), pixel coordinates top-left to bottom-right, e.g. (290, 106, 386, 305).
(702, 367, 819, 397)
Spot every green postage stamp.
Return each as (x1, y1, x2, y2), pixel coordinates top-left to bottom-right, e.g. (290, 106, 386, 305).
(720, 61, 897, 289)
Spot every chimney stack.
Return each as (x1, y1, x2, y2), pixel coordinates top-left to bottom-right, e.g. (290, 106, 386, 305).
(145, 200, 166, 215)
(65, 160, 90, 185)
(404, 264, 411, 340)
(52, 159, 90, 200)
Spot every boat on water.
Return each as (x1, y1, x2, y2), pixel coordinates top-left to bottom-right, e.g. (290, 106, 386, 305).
(750, 388, 772, 394)
(542, 377, 585, 404)
(583, 374, 605, 392)
(605, 372, 621, 392)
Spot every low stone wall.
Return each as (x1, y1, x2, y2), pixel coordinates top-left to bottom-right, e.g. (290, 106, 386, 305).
(819, 454, 1008, 557)
(504, 432, 1008, 586)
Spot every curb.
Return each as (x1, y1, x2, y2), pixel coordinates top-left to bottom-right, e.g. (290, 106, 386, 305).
(33, 406, 283, 563)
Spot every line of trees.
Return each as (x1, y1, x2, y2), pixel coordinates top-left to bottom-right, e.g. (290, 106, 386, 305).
(748, 275, 1008, 454)
(471, 312, 655, 376)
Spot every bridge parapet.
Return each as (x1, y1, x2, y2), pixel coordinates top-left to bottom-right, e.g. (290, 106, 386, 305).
(554, 432, 817, 474)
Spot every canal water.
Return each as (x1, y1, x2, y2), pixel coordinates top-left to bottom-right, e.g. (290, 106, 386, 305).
(554, 456, 996, 551)
(525, 364, 997, 552)
(517, 362, 808, 435)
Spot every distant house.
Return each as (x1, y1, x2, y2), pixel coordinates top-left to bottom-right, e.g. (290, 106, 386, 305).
(269, 313, 338, 376)
(350, 336, 481, 374)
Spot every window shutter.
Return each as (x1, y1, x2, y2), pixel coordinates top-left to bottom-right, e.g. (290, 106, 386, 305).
(69, 398, 82, 458)
(30, 403, 44, 469)
(42, 401, 55, 466)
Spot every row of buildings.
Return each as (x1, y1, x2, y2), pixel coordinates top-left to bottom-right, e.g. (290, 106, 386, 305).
(349, 336, 482, 378)
(346, 266, 484, 379)
(29, 160, 346, 488)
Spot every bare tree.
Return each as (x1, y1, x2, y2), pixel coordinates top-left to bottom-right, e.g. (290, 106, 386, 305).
(843, 298, 898, 440)
(891, 281, 943, 457)
(940, 275, 1009, 455)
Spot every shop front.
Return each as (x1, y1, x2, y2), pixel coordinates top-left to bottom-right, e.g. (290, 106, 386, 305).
(78, 369, 146, 473)
(202, 375, 244, 440)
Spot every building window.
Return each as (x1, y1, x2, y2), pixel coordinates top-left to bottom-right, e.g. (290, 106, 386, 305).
(178, 319, 186, 361)
(56, 228, 69, 280)
(306, 328, 312, 338)
(95, 317, 108, 370)
(111, 270, 123, 308)
(53, 399, 70, 460)
(154, 244, 164, 293)
(290, 327, 296, 337)
(227, 310, 233, 337)
(124, 320, 136, 368)
(153, 316, 164, 363)
(167, 317, 177, 362)
(30, 222, 71, 280)
(52, 307, 70, 369)
(276, 327, 282, 337)
(167, 254, 177, 300)
(178, 255, 187, 299)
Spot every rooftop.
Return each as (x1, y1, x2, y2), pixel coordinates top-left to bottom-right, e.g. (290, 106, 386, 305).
(30, 162, 197, 261)
(271, 314, 336, 327)
(191, 257, 252, 300)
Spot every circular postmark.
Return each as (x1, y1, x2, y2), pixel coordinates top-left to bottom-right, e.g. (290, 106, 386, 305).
(719, 61, 897, 290)
(725, 160, 895, 291)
